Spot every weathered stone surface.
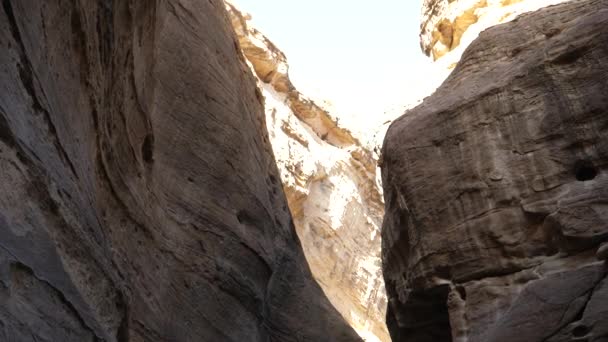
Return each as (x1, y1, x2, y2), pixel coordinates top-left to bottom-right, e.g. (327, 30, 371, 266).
(0, 0, 360, 341)
(226, 3, 388, 341)
(382, 0, 608, 340)
(484, 264, 607, 342)
(421, 0, 569, 64)
(543, 268, 608, 342)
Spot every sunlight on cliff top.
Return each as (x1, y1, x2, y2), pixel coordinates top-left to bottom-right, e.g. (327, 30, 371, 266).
(228, 0, 445, 144)
(228, 0, 573, 146)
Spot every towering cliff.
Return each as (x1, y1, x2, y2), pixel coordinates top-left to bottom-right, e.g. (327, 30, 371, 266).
(382, 0, 608, 341)
(0, 0, 360, 341)
(225, 3, 388, 341)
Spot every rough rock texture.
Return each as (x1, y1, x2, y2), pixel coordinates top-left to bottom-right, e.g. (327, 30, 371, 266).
(382, 0, 608, 341)
(421, 0, 569, 63)
(0, 0, 361, 341)
(226, 3, 389, 342)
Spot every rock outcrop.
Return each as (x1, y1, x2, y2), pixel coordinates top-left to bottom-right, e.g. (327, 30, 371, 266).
(382, 0, 608, 341)
(0, 0, 360, 341)
(226, 3, 388, 342)
(421, 0, 569, 64)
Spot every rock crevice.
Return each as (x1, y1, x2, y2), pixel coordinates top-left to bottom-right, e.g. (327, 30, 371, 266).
(225, 3, 389, 341)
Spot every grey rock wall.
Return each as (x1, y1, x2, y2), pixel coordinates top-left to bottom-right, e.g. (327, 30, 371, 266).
(0, 0, 360, 341)
(382, 0, 608, 340)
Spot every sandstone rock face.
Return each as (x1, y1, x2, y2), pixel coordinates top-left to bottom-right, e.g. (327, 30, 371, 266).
(382, 0, 608, 341)
(0, 0, 360, 341)
(421, 0, 569, 63)
(226, 3, 389, 342)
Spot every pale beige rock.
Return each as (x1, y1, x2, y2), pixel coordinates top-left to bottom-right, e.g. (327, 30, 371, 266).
(225, 3, 389, 341)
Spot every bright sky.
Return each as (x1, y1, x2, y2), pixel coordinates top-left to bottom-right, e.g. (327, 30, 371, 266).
(231, 0, 440, 130)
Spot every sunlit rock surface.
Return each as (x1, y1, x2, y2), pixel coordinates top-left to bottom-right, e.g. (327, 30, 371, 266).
(383, 0, 608, 340)
(0, 0, 361, 341)
(421, 0, 570, 66)
(226, 3, 389, 341)
(379, 1, 578, 149)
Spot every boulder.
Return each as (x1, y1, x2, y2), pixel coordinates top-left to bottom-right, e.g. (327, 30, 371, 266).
(382, 0, 608, 340)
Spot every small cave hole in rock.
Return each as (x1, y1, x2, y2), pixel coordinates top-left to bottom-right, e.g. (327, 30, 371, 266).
(574, 161, 597, 181)
(553, 46, 588, 65)
(456, 285, 467, 301)
(141, 134, 154, 163)
(237, 209, 256, 226)
(268, 174, 278, 185)
(572, 324, 590, 337)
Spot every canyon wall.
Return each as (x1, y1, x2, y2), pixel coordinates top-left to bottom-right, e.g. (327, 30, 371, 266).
(0, 0, 360, 341)
(382, 0, 608, 341)
(226, 3, 388, 341)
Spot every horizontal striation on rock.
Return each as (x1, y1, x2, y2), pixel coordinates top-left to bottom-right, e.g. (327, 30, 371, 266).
(382, 0, 608, 341)
(0, 0, 361, 341)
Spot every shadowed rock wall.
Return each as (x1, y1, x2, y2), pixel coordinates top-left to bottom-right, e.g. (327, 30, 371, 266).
(0, 0, 360, 341)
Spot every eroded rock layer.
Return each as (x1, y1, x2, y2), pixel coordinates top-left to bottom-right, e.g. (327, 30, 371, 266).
(382, 0, 608, 341)
(0, 0, 360, 341)
(226, 3, 388, 341)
